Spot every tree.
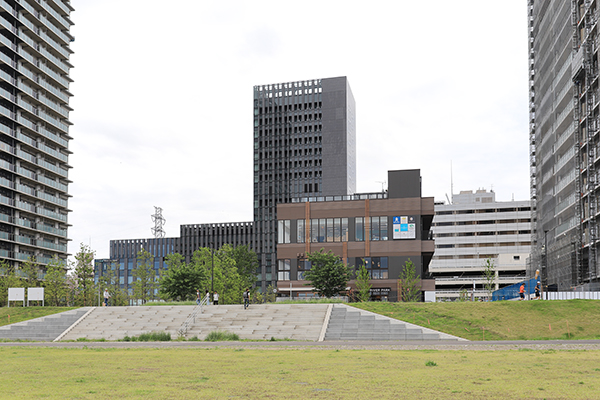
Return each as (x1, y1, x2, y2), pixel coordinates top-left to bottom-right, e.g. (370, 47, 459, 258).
(131, 249, 158, 304)
(304, 249, 352, 298)
(228, 244, 259, 290)
(72, 243, 95, 306)
(355, 262, 372, 302)
(20, 256, 40, 288)
(192, 246, 244, 305)
(159, 253, 208, 301)
(0, 260, 23, 307)
(483, 258, 496, 300)
(98, 260, 128, 306)
(44, 256, 68, 306)
(251, 284, 277, 304)
(399, 258, 421, 302)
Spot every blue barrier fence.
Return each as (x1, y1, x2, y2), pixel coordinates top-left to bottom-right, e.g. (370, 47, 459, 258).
(492, 278, 538, 301)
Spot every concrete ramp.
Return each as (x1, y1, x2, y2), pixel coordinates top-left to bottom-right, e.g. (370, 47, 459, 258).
(324, 304, 466, 341)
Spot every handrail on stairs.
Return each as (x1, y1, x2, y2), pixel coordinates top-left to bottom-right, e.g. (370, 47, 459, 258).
(178, 293, 209, 337)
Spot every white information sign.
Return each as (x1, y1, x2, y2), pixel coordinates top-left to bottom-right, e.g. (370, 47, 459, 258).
(8, 287, 25, 307)
(28, 287, 44, 306)
(393, 216, 416, 239)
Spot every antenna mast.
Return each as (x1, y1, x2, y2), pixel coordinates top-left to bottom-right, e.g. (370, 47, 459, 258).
(151, 206, 166, 238)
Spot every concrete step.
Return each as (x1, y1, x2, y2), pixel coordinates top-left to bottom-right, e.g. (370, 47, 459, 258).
(323, 304, 466, 342)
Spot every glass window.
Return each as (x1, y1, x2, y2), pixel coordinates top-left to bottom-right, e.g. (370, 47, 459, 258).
(310, 219, 319, 242)
(371, 217, 380, 241)
(380, 217, 388, 240)
(326, 218, 334, 242)
(278, 220, 291, 243)
(341, 218, 348, 242)
(297, 219, 305, 243)
(319, 219, 326, 242)
(333, 218, 341, 242)
(355, 217, 364, 241)
(355, 257, 388, 280)
(277, 259, 290, 281)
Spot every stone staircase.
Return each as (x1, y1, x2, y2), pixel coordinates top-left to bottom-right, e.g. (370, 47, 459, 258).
(59, 304, 331, 341)
(323, 304, 465, 341)
(0, 304, 467, 342)
(185, 303, 330, 340)
(59, 306, 194, 341)
(0, 308, 92, 341)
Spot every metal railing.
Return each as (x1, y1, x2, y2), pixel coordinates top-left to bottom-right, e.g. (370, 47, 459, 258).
(178, 293, 209, 337)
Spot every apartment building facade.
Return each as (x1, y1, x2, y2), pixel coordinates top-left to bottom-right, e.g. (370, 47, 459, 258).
(430, 190, 532, 301)
(529, 0, 600, 290)
(0, 0, 73, 271)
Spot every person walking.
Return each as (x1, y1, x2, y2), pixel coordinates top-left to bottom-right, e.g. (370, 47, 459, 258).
(196, 289, 201, 305)
(534, 282, 540, 300)
(103, 289, 111, 307)
(519, 283, 525, 300)
(213, 291, 219, 305)
(243, 289, 250, 310)
(205, 290, 210, 305)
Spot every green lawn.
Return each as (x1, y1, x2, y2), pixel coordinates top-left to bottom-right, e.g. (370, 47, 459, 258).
(354, 299, 600, 341)
(1, 347, 599, 399)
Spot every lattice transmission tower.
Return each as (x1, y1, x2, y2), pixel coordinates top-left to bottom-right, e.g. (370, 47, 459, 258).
(151, 206, 166, 238)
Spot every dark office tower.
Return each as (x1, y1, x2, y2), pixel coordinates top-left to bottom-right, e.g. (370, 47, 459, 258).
(529, 0, 600, 290)
(253, 77, 356, 290)
(0, 1, 74, 270)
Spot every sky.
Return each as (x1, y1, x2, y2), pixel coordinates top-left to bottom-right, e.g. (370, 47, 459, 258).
(67, 0, 530, 260)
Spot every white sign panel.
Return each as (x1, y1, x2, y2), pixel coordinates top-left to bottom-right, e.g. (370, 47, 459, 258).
(8, 288, 24, 301)
(8, 287, 25, 307)
(393, 216, 416, 239)
(28, 287, 44, 301)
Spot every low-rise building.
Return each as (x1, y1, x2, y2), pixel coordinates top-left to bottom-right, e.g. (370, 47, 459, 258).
(276, 169, 436, 301)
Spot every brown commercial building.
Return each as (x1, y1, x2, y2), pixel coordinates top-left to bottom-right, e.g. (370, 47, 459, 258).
(276, 169, 435, 301)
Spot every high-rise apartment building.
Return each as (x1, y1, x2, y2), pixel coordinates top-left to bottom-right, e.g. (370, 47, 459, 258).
(529, 0, 600, 290)
(0, 1, 73, 270)
(252, 77, 356, 289)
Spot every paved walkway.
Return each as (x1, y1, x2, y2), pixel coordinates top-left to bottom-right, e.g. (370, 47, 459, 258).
(2, 340, 600, 350)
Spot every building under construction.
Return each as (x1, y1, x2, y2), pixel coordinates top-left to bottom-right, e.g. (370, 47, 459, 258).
(529, 0, 600, 290)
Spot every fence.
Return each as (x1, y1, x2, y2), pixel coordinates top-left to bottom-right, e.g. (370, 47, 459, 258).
(492, 279, 537, 301)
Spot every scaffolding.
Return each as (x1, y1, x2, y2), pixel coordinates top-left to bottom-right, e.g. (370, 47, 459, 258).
(571, 0, 599, 285)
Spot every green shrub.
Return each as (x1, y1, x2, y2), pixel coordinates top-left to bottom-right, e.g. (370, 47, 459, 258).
(205, 330, 240, 342)
(122, 332, 171, 342)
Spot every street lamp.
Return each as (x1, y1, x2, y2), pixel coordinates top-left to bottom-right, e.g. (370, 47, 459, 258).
(210, 241, 214, 295)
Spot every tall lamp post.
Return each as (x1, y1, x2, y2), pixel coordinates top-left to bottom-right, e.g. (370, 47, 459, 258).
(210, 242, 214, 295)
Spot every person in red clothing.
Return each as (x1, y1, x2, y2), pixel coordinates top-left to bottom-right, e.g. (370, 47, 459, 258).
(519, 283, 525, 300)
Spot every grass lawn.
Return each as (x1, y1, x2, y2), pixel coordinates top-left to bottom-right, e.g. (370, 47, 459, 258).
(354, 299, 600, 341)
(1, 347, 599, 399)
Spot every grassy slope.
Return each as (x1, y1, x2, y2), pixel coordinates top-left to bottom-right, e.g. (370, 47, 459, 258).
(0, 307, 77, 327)
(353, 299, 600, 341)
